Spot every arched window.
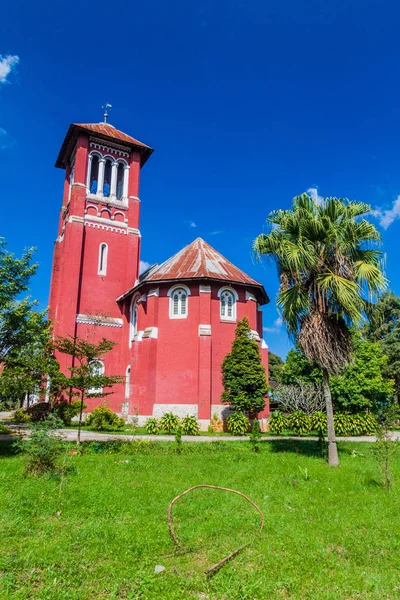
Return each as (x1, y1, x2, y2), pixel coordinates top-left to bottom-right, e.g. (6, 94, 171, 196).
(103, 159, 112, 197)
(130, 296, 139, 341)
(116, 163, 124, 200)
(219, 288, 237, 320)
(168, 286, 190, 318)
(98, 243, 108, 275)
(125, 365, 131, 399)
(88, 360, 104, 394)
(89, 155, 99, 194)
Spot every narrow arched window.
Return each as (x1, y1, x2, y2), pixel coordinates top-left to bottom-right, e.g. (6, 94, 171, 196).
(89, 155, 99, 194)
(116, 163, 124, 200)
(220, 289, 236, 320)
(170, 287, 188, 318)
(125, 366, 131, 399)
(130, 296, 138, 341)
(103, 159, 112, 197)
(98, 243, 108, 275)
(88, 360, 104, 394)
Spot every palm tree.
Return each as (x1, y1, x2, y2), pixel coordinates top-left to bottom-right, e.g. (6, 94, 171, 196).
(254, 193, 386, 465)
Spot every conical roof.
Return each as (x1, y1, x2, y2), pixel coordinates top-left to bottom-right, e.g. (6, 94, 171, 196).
(117, 238, 269, 304)
(143, 238, 261, 284)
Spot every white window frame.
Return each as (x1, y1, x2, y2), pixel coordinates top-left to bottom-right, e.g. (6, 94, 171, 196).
(88, 360, 104, 394)
(167, 284, 191, 319)
(98, 243, 108, 276)
(125, 365, 131, 399)
(218, 287, 238, 321)
(87, 151, 130, 204)
(129, 295, 139, 344)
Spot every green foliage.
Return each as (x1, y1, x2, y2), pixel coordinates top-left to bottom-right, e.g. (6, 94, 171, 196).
(287, 410, 311, 435)
(310, 411, 327, 436)
(250, 418, 261, 452)
(27, 402, 51, 422)
(330, 336, 394, 412)
(160, 412, 180, 434)
(0, 422, 11, 434)
(12, 408, 31, 424)
(55, 335, 124, 444)
(227, 411, 250, 435)
(333, 413, 377, 436)
(268, 351, 285, 383)
(374, 404, 399, 490)
(85, 405, 125, 431)
(365, 292, 400, 399)
(221, 317, 268, 413)
(269, 410, 288, 434)
(174, 426, 183, 453)
(144, 417, 160, 434)
(181, 415, 200, 435)
(14, 415, 64, 476)
(280, 348, 323, 385)
(52, 399, 87, 426)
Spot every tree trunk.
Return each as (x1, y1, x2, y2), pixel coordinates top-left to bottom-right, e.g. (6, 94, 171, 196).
(77, 391, 84, 447)
(323, 369, 339, 466)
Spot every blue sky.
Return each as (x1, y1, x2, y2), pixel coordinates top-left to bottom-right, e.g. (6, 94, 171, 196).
(1, 0, 400, 359)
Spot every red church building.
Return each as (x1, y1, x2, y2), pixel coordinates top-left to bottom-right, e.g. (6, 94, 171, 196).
(49, 120, 270, 427)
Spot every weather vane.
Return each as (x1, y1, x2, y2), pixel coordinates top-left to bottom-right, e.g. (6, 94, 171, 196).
(102, 103, 112, 123)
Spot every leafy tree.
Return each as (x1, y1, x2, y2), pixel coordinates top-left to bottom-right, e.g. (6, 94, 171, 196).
(279, 348, 323, 385)
(330, 337, 394, 413)
(222, 317, 269, 414)
(254, 193, 386, 465)
(55, 336, 124, 445)
(0, 238, 40, 362)
(0, 316, 66, 407)
(268, 351, 285, 383)
(365, 292, 400, 400)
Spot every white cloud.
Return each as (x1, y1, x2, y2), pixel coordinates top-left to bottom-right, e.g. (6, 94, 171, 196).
(209, 230, 222, 235)
(0, 55, 19, 84)
(263, 315, 283, 334)
(0, 128, 16, 151)
(189, 221, 197, 228)
(307, 186, 324, 206)
(139, 260, 150, 274)
(372, 195, 400, 229)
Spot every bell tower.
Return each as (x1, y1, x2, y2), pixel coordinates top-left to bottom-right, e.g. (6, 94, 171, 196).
(49, 119, 153, 375)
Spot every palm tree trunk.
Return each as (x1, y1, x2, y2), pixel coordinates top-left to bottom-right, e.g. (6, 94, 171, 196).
(323, 369, 339, 466)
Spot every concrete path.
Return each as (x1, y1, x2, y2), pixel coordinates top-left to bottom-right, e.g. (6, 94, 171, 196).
(1, 426, 400, 443)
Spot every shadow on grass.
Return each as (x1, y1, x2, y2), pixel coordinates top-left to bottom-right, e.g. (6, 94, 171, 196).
(0, 439, 17, 457)
(266, 439, 326, 458)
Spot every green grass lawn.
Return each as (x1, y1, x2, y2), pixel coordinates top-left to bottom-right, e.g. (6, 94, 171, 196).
(0, 439, 399, 599)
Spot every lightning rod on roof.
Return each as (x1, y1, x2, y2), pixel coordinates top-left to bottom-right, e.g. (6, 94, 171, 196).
(102, 103, 112, 123)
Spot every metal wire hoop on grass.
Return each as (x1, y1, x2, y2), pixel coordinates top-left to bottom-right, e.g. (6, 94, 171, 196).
(167, 484, 265, 577)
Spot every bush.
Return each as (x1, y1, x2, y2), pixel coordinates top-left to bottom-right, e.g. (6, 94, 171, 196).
(310, 411, 327, 436)
(269, 410, 288, 434)
(181, 415, 200, 435)
(334, 412, 377, 436)
(144, 417, 159, 434)
(52, 400, 86, 426)
(227, 412, 250, 435)
(27, 402, 51, 422)
(250, 418, 261, 452)
(287, 410, 311, 435)
(160, 412, 180, 434)
(85, 406, 125, 431)
(14, 415, 64, 476)
(0, 422, 11, 434)
(13, 408, 31, 424)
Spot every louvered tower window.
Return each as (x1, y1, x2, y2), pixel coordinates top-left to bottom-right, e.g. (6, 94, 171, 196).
(220, 289, 236, 320)
(170, 287, 188, 318)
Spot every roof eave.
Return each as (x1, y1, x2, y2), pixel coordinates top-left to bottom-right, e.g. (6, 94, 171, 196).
(55, 124, 154, 169)
(116, 277, 270, 305)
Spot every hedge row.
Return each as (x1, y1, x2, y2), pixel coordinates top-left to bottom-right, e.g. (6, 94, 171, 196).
(269, 410, 377, 436)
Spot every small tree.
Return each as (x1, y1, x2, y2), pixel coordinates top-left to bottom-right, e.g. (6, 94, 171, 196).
(55, 336, 124, 445)
(221, 317, 269, 414)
